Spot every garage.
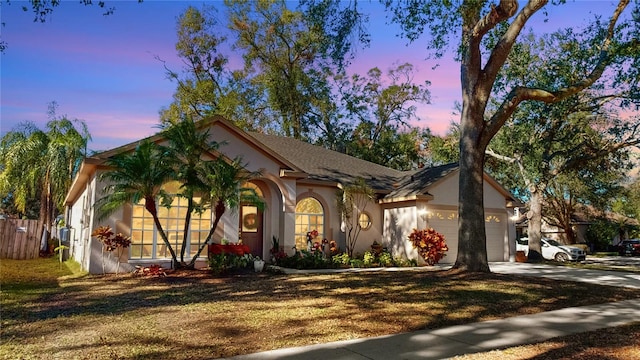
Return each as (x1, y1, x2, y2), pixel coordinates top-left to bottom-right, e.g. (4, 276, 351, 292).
(426, 210, 508, 263)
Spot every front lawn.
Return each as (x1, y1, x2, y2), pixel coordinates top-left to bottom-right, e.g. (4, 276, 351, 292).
(1, 257, 639, 359)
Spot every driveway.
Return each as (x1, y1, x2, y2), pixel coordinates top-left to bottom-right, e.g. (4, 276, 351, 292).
(489, 260, 640, 289)
(582, 255, 640, 269)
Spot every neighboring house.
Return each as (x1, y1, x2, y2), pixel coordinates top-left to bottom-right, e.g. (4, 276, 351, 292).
(64, 116, 520, 273)
(515, 212, 591, 245)
(516, 206, 639, 247)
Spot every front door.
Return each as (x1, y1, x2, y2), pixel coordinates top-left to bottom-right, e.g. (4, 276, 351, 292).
(240, 205, 263, 257)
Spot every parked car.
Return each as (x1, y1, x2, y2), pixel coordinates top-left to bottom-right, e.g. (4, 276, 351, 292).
(617, 239, 640, 256)
(516, 237, 586, 262)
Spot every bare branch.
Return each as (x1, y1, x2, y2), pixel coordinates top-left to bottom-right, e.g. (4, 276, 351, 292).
(485, 148, 516, 163)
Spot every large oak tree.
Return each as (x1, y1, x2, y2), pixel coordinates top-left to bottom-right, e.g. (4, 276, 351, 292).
(382, 0, 638, 271)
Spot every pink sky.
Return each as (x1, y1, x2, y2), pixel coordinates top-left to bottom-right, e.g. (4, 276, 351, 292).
(0, 0, 629, 152)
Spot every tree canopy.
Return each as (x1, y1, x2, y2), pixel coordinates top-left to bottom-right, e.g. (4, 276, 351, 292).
(161, 1, 434, 171)
(381, 0, 639, 271)
(0, 103, 90, 234)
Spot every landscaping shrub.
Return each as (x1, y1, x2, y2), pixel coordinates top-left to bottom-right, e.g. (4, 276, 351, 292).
(408, 228, 449, 265)
(276, 249, 335, 269)
(208, 253, 257, 274)
(392, 256, 418, 267)
(378, 252, 393, 266)
(363, 251, 376, 266)
(272, 246, 420, 270)
(133, 264, 167, 277)
(91, 225, 132, 275)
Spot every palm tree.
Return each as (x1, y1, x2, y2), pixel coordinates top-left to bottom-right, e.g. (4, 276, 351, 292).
(96, 140, 180, 267)
(160, 118, 221, 265)
(0, 107, 90, 246)
(0, 123, 46, 219)
(188, 156, 263, 267)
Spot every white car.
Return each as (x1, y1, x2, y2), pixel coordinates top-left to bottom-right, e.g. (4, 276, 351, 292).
(516, 237, 586, 262)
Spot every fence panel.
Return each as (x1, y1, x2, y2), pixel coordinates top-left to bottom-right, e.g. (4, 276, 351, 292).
(0, 219, 42, 260)
(0, 220, 17, 258)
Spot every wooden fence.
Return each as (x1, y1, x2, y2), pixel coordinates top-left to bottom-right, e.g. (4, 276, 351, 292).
(0, 219, 43, 260)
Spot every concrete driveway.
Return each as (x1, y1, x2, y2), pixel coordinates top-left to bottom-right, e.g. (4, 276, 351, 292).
(582, 255, 640, 268)
(489, 260, 640, 289)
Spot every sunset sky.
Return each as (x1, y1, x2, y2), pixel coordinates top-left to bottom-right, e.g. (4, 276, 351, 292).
(1, 0, 627, 152)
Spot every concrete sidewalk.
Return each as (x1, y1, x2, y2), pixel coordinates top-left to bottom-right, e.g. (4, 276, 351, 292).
(222, 263, 640, 360)
(223, 299, 639, 360)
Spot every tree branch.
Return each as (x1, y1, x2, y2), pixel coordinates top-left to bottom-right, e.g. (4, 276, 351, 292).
(472, 0, 520, 40)
(481, 0, 546, 96)
(485, 148, 516, 163)
(484, 0, 632, 140)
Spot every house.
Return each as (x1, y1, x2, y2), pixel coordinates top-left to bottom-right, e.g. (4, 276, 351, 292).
(515, 204, 639, 250)
(63, 116, 520, 273)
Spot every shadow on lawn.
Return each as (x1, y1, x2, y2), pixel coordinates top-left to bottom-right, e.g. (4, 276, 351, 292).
(5, 270, 638, 319)
(3, 268, 640, 359)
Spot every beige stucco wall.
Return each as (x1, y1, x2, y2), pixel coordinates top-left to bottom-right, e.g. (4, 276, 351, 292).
(381, 172, 515, 264)
(382, 202, 421, 261)
(428, 172, 508, 209)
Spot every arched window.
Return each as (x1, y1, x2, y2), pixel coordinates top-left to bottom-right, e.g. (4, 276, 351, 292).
(295, 197, 324, 249)
(241, 182, 263, 198)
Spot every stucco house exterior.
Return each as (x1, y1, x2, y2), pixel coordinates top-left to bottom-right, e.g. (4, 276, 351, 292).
(64, 116, 520, 274)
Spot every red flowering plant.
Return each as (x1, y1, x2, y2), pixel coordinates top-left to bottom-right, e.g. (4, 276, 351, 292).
(329, 240, 339, 255)
(321, 238, 329, 252)
(91, 225, 132, 275)
(306, 229, 319, 241)
(306, 229, 319, 250)
(134, 264, 166, 277)
(269, 236, 287, 264)
(407, 228, 449, 265)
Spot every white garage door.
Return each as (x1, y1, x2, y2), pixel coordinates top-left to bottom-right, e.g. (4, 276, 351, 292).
(426, 210, 507, 263)
(485, 212, 507, 261)
(425, 209, 459, 264)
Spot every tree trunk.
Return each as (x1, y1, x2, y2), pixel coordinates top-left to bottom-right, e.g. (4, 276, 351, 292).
(39, 173, 54, 253)
(527, 186, 544, 261)
(145, 196, 179, 268)
(453, 107, 490, 273)
(180, 197, 194, 265)
(189, 200, 226, 267)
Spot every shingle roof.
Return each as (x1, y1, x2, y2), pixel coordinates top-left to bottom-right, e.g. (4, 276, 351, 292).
(247, 132, 460, 199)
(387, 163, 459, 198)
(72, 115, 463, 201)
(248, 132, 405, 191)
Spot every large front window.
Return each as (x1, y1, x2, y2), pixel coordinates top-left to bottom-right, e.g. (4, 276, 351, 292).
(295, 197, 324, 249)
(130, 181, 212, 259)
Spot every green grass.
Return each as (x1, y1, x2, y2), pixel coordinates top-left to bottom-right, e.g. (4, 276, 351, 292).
(1, 258, 639, 360)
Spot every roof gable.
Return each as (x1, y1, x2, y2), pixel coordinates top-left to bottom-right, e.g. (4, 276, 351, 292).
(65, 115, 517, 206)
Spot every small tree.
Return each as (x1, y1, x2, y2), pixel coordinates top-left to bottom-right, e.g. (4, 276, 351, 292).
(160, 117, 221, 265)
(188, 156, 264, 267)
(96, 140, 179, 267)
(336, 178, 374, 257)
